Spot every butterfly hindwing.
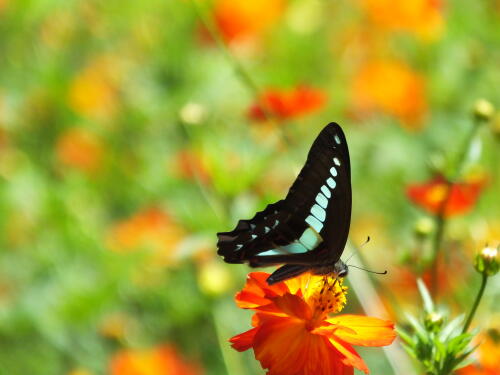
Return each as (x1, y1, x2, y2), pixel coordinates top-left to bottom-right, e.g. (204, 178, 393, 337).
(217, 122, 351, 270)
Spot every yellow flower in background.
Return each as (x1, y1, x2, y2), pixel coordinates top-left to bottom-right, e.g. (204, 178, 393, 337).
(350, 59, 427, 129)
(68, 56, 119, 121)
(99, 312, 135, 341)
(110, 345, 203, 375)
(56, 128, 104, 173)
(360, 0, 444, 40)
(106, 208, 185, 267)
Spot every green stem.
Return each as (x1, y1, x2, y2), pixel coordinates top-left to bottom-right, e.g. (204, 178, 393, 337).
(462, 273, 488, 333)
(429, 120, 482, 297)
(190, 0, 293, 146)
(190, 0, 262, 102)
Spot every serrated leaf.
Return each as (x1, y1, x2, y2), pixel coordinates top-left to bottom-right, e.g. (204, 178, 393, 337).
(417, 278, 434, 313)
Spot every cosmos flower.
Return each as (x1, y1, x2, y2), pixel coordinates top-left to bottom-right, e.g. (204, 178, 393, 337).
(110, 344, 202, 375)
(359, 0, 444, 40)
(173, 149, 211, 185)
(350, 59, 427, 128)
(56, 128, 104, 173)
(248, 86, 327, 122)
(106, 208, 185, 266)
(212, 0, 285, 44)
(230, 272, 396, 375)
(406, 175, 485, 217)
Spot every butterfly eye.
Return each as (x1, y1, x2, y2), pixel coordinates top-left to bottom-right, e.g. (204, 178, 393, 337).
(338, 268, 348, 278)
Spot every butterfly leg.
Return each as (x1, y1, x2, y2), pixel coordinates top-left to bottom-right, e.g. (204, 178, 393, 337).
(266, 264, 310, 285)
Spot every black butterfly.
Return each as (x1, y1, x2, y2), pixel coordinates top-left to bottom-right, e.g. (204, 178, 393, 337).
(217, 122, 351, 285)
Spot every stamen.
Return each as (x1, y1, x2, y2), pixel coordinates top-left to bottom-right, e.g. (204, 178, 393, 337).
(307, 275, 348, 318)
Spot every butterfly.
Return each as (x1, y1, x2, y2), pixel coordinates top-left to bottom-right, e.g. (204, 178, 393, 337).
(217, 122, 351, 285)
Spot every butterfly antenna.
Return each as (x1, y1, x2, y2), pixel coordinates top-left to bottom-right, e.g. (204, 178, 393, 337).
(360, 236, 371, 247)
(349, 265, 387, 275)
(344, 236, 371, 263)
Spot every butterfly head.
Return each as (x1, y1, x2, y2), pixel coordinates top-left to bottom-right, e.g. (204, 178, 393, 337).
(333, 259, 349, 278)
(312, 259, 349, 279)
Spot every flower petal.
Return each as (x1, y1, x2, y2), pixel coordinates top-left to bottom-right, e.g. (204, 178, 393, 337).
(251, 316, 354, 375)
(235, 272, 289, 309)
(271, 294, 312, 320)
(326, 315, 396, 346)
(230, 327, 259, 352)
(328, 336, 369, 374)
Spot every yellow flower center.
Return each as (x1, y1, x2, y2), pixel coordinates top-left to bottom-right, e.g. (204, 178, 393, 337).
(307, 276, 348, 321)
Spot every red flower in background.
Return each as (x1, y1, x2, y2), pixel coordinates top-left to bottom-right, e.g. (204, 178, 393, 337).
(230, 272, 396, 375)
(110, 344, 202, 375)
(212, 0, 285, 44)
(406, 175, 485, 217)
(249, 86, 327, 122)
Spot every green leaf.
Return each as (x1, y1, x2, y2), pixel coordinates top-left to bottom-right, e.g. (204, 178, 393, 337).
(439, 314, 464, 341)
(395, 326, 414, 345)
(417, 278, 434, 313)
(405, 312, 429, 343)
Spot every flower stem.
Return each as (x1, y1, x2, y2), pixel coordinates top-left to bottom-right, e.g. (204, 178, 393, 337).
(462, 273, 488, 334)
(190, 0, 268, 113)
(190, 0, 294, 147)
(429, 120, 482, 297)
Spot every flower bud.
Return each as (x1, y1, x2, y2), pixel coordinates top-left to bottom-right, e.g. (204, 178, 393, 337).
(197, 259, 233, 296)
(414, 217, 434, 239)
(473, 99, 495, 123)
(474, 246, 499, 276)
(424, 311, 444, 333)
(179, 102, 206, 125)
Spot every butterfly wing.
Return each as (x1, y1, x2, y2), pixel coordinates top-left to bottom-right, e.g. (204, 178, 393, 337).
(217, 122, 351, 269)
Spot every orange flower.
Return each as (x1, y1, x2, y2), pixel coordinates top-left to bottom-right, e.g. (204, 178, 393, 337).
(230, 272, 396, 375)
(110, 344, 202, 375)
(406, 175, 485, 217)
(0, 0, 7, 15)
(457, 328, 500, 375)
(173, 149, 211, 184)
(350, 60, 427, 128)
(56, 128, 103, 173)
(212, 0, 285, 44)
(106, 208, 185, 266)
(249, 86, 327, 122)
(359, 0, 444, 39)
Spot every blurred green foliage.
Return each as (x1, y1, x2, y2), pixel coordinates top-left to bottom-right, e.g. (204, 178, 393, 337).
(0, 0, 499, 374)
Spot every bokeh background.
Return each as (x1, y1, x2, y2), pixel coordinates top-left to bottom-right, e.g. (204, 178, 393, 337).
(0, 0, 499, 374)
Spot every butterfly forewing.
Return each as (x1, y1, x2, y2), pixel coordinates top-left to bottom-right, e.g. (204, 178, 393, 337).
(217, 122, 351, 270)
